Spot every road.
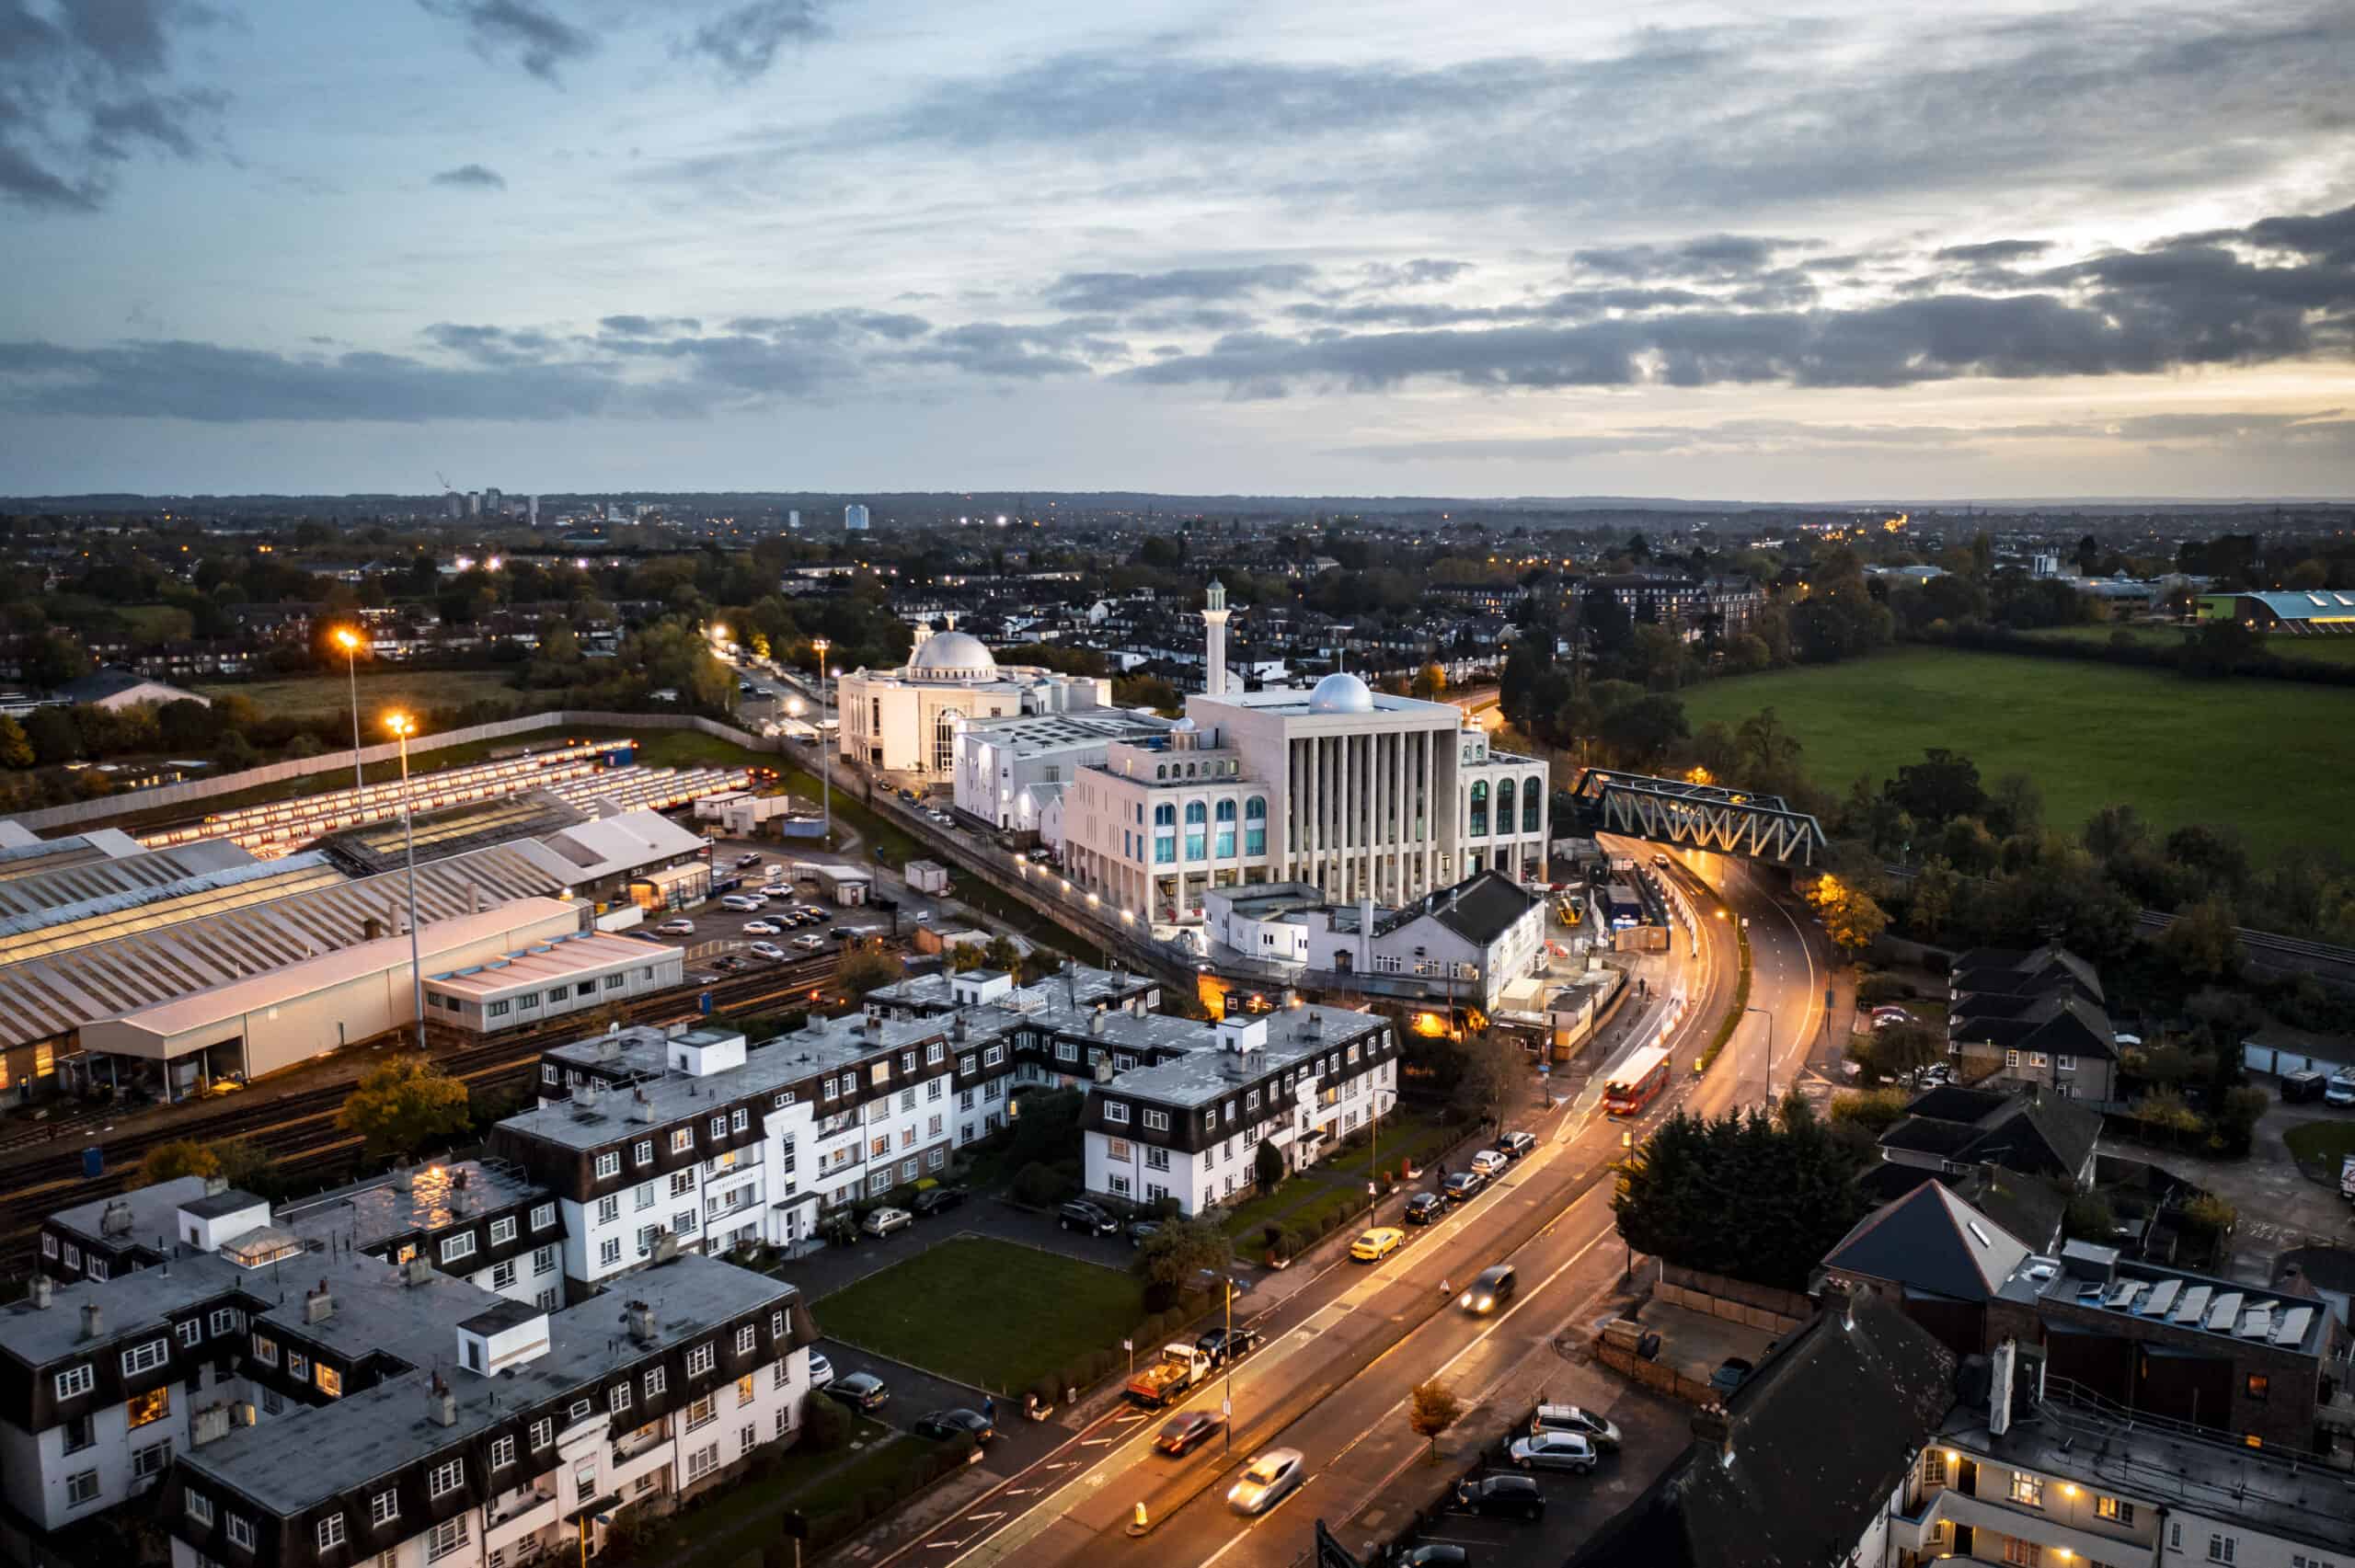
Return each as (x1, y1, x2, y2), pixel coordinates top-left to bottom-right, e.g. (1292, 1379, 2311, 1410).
(849, 847, 1831, 1568)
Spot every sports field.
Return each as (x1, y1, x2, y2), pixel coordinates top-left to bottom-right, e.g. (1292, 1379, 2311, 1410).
(196, 669, 527, 719)
(2022, 624, 2355, 666)
(1679, 647, 2355, 862)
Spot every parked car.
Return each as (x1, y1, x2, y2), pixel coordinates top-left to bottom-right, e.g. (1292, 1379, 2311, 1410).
(711, 955, 751, 975)
(791, 935, 827, 951)
(1460, 1265, 1517, 1314)
(655, 918, 695, 936)
(1395, 1549, 1470, 1567)
(824, 1371, 888, 1411)
(1350, 1227, 1406, 1263)
(806, 1351, 834, 1389)
(862, 1207, 913, 1237)
(2329, 1075, 2355, 1108)
(1195, 1327, 1262, 1368)
(1709, 1356, 1755, 1397)
(1403, 1192, 1444, 1226)
(742, 920, 782, 935)
(1494, 1130, 1537, 1162)
(1532, 1404, 1621, 1450)
(1468, 1150, 1510, 1179)
(1453, 1474, 1545, 1521)
(1058, 1200, 1120, 1236)
(1508, 1433, 1599, 1473)
(748, 941, 787, 960)
(1442, 1171, 1487, 1203)
(913, 1409, 995, 1443)
(1226, 1448, 1306, 1516)
(720, 894, 764, 912)
(909, 1186, 966, 1218)
(1127, 1219, 1163, 1246)
(1155, 1410, 1225, 1456)
(734, 852, 764, 867)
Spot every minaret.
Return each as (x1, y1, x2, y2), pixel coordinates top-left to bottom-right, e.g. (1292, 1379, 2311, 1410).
(1202, 579, 1229, 696)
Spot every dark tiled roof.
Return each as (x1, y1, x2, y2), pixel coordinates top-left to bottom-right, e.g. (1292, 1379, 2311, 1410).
(1950, 943, 2105, 1005)
(1881, 1085, 2100, 1182)
(1821, 1182, 2030, 1303)
(1567, 1291, 1958, 1568)
(1377, 869, 1543, 947)
(1950, 992, 2117, 1060)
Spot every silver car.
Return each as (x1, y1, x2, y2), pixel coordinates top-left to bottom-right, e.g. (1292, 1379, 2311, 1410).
(1508, 1432, 1598, 1473)
(1533, 1404, 1621, 1450)
(1227, 1448, 1306, 1515)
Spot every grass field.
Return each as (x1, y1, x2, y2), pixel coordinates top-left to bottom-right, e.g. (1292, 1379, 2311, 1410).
(2282, 1119, 2355, 1180)
(2021, 624, 2355, 667)
(195, 669, 528, 719)
(1678, 647, 2355, 862)
(814, 1237, 1144, 1392)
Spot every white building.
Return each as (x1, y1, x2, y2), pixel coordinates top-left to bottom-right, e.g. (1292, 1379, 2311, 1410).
(835, 624, 1111, 776)
(844, 503, 869, 532)
(1201, 870, 1549, 1012)
(952, 710, 1173, 830)
(422, 929, 684, 1034)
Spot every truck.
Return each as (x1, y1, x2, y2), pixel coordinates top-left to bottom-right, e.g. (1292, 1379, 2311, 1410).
(1125, 1343, 1214, 1407)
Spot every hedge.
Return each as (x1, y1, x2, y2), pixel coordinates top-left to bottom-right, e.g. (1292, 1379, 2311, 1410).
(1696, 920, 1754, 1074)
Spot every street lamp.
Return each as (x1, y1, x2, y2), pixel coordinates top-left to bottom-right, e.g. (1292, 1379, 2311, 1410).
(385, 713, 427, 1051)
(1743, 1005, 1775, 1106)
(810, 639, 832, 843)
(333, 627, 364, 796)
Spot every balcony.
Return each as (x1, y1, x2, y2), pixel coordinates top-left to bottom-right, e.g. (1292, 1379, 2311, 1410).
(615, 1420, 666, 1462)
(484, 1484, 558, 1553)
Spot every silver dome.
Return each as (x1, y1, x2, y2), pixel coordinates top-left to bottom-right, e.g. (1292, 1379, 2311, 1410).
(907, 630, 999, 678)
(1307, 671, 1375, 714)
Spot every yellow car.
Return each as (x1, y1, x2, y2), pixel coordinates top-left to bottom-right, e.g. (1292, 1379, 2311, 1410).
(1350, 1227, 1406, 1263)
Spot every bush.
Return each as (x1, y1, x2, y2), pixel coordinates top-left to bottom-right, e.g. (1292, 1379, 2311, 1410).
(1011, 1162, 1065, 1207)
(1143, 1278, 1178, 1312)
(1855, 973, 1913, 1006)
(810, 1510, 859, 1549)
(798, 1389, 854, 1453)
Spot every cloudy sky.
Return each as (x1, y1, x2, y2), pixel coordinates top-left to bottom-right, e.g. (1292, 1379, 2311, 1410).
(1, 0, 2350, 500)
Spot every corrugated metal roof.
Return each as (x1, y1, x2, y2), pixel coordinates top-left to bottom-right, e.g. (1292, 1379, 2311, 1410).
(0, 841, 576, 1049)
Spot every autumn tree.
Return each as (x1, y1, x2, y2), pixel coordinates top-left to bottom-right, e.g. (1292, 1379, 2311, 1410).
(1802, 874, 1889, 956)
(337, 1055, 471, 1162)
(1408, 1380, 1463, 1460)
(837, 942, 903, 997)
(139, 1137, 274, 1191)
(0, 715, 30, 769)
(1409, 664, 1447, 699)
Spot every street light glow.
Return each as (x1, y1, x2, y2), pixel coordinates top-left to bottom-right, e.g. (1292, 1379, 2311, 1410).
(384, 712, 415, 738)
(333, 626, 361, 652)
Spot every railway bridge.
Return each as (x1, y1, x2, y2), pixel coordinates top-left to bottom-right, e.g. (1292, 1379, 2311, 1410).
(1567, 768, 1830, 865)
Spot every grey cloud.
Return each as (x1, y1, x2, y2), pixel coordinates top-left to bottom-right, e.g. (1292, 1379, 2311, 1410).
(598, 315, 703, 337)
(0, 0, 224, 212)
(722, 308, 932, 343)
(417, 0, 595, 84)
(431, 162, 507, 189)
(1044, 265, 1316, 313)
(1358, 258, 1475, 290)
(682, 0, 823, 80)
(1572, 234, 1809, 281)
(898, 319, 1127, 379)
(1935, 239, 2051, 264)
(1130, 307, 1259, 334)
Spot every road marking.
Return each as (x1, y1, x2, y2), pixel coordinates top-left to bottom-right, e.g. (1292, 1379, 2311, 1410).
(963, 1512, 1003, 1524)
(1040, 1460, 1075, 1471)
(1079, 1436, 1116, 1447)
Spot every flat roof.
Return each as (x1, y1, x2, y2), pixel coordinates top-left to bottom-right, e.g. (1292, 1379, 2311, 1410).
(0, 1251, 247, 1369)
(275, 1159, 546, 1253)
(534, 808, 707, 880)
(427, 929, 673, 1001)
(47, 1174, 213, 1248)
(2009, 1255, 2332, 1357)
(1103, 1007, 1387, 1108)
(957, 711, 1173, 753)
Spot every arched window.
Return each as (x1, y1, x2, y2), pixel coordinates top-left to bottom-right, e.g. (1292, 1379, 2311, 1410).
(1245, 797, 1267, 819)
(1213, 799, 1235, 858)
(1156, 765, 1166, 780)
(1244, 796, 1268, 856)
(1153, 803, 1176, 864)
(1214, 800, 1236, 821)
(1523, 777, 1542, 833)
(1183, 800, 1207, 861)
(933, 709, 962, 774)
(1468, 780, 1488, 836)
(1496, 779, 1515, 838)
(1185, 801, 1207, 824)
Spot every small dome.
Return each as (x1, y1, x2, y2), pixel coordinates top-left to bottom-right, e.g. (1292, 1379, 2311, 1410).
(1308, 671, 1375, 714)
(1171, 717, 1197, 733)
(908, 631, 998, 678)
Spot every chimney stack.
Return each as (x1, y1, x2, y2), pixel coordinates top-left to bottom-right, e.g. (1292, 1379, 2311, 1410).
(29, 1274, 52, 1310)
(1202, 579, 1229, 697)
(362, 915, 385, 943)
(1691, 1403, 1735, 1468)
(634, 1088, 658, 1124)
(598, 1034, 621, 1061)
(625, 1299, 658, 1345)
(401, 1255, 434, 1288)
(203, 1174, 228, 1197)
(571, 1082, 599, 1113)
(1089, 1008, 1108, 1036)
(304, 1279, 334, 1323)
(100, 1199, 133, 1238)
(190, 1402, 233, 1448)
(428, 1373, 456, 1427)
(78, 1302, 103, 1342)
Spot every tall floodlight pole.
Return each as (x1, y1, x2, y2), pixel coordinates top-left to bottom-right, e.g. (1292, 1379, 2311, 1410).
(810, 639, 832, 843)
(335, 627, 365, 797)
(386, 714, 427, 1051)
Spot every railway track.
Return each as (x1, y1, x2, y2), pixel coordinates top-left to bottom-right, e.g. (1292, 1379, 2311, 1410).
(0, 955, 839, 1268)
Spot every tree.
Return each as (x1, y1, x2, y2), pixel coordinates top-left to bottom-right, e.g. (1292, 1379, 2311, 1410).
(1133, 1216, 1232, 1302)
(2161, 897, 2242, 982)
(837, 943, 903, 997)
(1614, 1104, 1870, 1290)
(2062, 1190, 2117, 1242)
(140, 1139, 220, 1185)
(1858, 1023, 1943, 1083)
(1451, 1032, 1521, 1129)
(1887, 749, 1985, 826)
(1802, 874, 1889, 956)
(156, 697, 217, 752)
(336, 1055, 472, 1162)
(1407, 1379, 1463, 1460)
(1827, 1088, 1910, 1138)
(1254, 1138, 1285, 1196)
(799, 1387, 855, 1452)
(1595, 692, 1689, 768)
(1409, 663, 1446, 700)
(0, 714, 29, 769)
(1906, 857, 1959, 940)
(24, 704, 79, 765)
(2082, 803, 2148, 860)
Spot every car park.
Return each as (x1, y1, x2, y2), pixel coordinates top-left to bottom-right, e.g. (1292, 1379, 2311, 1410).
(743, 920, 782, 934)
(655, 918, 695, 935)
(1442, 1171, 1487, 1203)
(1531, 1404, 1621, 1450)
(1460, 1265, 1516, 1314)
(1494, 1130, 1537, 1162)
(1155, 1410, 1224, 1455)
(1350, 1227, 1406, 1263)
(1058, 1200, 1120, 1236)
(748, 941, 787, 960)
(1403, 1192, 1444, 1226)
(824, 1371, 888, 1411)
(909, 1186, 966, 1218)
(806, 1351, 834, 1389)
(1453, 1473, 1545, 1521)
(1195, 1327, 1262, 1367)
(913, 1409, 995, 1443)
(862, 1207, 913, 1237)
(1508, 1432, 1598, 1473)
(1226, 1448, 1305, 1516)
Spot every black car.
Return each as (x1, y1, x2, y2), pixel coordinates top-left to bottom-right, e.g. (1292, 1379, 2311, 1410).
(1460, 1265, 1517, 1314)
(913, 1408, 994, 1443)
(1058, 1200, 1120, 1236)
(1454, 1474, 1545, 1521)
(1154, 1410, 1224, 1455)
(1195, 1326, 1263, 1367)
(1403, 1193, 1444, 1226)
(824, 1371, 889, 1412)
(909, 1186, 967, 1219)
(1493, 1130, 1537, 1162)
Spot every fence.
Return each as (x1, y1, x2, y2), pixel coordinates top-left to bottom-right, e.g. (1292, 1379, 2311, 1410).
(9, 710, 779, 833)
(1593, 1338, 1720, 1407)
(1654, 1263, 1811, 1335)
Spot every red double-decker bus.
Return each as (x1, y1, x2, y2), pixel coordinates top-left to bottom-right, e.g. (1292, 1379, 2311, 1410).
(1603, 1046, 1672, 1118)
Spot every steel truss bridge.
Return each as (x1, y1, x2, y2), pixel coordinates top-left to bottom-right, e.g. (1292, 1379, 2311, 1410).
(1568, 768, 1829, 865)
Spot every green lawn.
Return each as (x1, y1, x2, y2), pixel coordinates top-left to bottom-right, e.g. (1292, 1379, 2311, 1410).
(612, 1416, 903, 1568)
(2282, 1119, 2355, 1178)
(814, 1237, 1144, 1392)
(195, 668, 529, 719)
(1219, 1110, 1463, 1242)
(1680, 647, 2355, 861)
(2023, 624, 2355, 667)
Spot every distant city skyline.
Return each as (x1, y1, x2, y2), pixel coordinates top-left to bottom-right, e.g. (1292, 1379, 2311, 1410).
(1, 0, 2349, 499)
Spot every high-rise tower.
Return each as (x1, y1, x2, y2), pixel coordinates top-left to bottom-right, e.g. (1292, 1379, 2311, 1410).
(1202, 578, 1229, 695)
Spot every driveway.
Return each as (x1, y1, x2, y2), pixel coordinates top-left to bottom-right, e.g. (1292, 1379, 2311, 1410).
(2111, 1087, 2355, 1284)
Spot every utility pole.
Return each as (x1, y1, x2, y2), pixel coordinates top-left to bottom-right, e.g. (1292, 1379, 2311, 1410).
(812, 638, 832, 846)
(335, 627, 364, 797)
(387, 713, 426, 1051)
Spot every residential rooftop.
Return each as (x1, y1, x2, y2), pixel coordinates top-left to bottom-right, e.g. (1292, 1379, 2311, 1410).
(1102, 1007, 1387, 1109)
(275, 1159, 546, 1253)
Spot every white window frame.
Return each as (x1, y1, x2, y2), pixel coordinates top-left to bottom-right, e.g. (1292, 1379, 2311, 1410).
(686, 1343, 717, 1377)
(317, 1514, 347, 1551)
(489, 1216, 517, 1245)
(228, 1515, 255, 1551)
(54, 1364, 93, 1400)
(492, 1435, 516, 1469)
(441, 1232, 477, 1264)
(735, 1325, 756, 1356)
(594, 1150, 621, 1179)
(371, 1489, 400, 1527)
(429, 1457, 465, 1499)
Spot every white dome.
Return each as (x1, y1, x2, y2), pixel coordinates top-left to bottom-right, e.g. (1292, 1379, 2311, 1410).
(1308, 671, 1375, 714)
(1171, 716, 1198, 732)
(908, 631, 999, 678)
